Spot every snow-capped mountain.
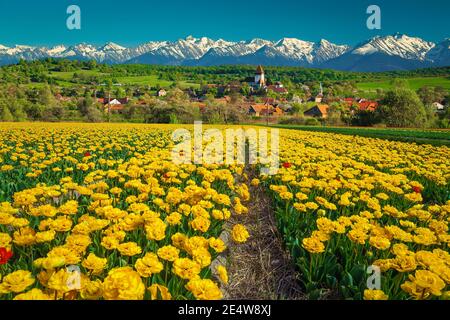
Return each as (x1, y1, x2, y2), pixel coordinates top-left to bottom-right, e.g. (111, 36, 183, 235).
(272, 38, 316, 63)
(46, 45, 67, 56)
(0, 34, 449, 71)
(351, 34, 434, 61)
(187, 37, 351, 67)
(312, 39, 350, 64)
(321, 34, 443, 71)
(426, 39, 450, 67)
(127, 36, 236, 65)
(100, 42, 126, 52)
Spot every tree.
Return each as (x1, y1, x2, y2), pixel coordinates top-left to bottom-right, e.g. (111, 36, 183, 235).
(290, 103, 304, 115)
(207, 87, 218, 98)
(325, 102, 345, 126)
(105, 79, 113, 122)
(229, 91, 243, 105)
(125, 87, 134, 98)
(424, 104, 439, 128)
(1, 106, 14, 122)
(24, 104, 45, 120)
(114, 87, 126, 98)
(202, 104, 223, 124)
(226, 105, 247, 124)
(86, 106, 104, 122)
(390, 78, 408, 88)
(166, 88, 189, 105)
(437, 106, 450, 128)
(122, 104, 137, 120)
(37, 85, 58, 107)
(352, 110, 379, 127)
(144, 102, 195, 124)
(340, 104, 358, 126)
(240, 83, 251, 96)
(87, 60, 97, 70)
(417, 86, 447, 106)
(377, 88, 426, 128)
(78, 93, 95, 116)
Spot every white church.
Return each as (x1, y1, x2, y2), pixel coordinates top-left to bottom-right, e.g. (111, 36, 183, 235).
(250, 65, 267, 89)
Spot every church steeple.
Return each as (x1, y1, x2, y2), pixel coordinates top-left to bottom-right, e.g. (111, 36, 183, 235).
(256, 65, 264, 75)
(254, 65, 266, 87)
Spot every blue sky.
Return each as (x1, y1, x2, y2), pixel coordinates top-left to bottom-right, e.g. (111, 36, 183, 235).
(0, 0, 448, 47)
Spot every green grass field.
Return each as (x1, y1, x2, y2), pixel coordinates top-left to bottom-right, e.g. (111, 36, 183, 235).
(47, 71, 200, 88)
(48, 70, 106, 80)
(267, 124, 450, 146)
(114, 75, 200, 88)
(356, 76, 450, 91)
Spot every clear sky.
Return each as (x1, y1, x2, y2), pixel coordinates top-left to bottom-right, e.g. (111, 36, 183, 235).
(0, 0, 448, 47)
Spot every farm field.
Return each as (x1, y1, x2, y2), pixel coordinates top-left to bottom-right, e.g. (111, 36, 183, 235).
(268, 125, 450, 146)
(0, 123, 449, 300)
(114, 75, 200, 89)
(265, 129, 450, 300)
(48, 70, 107, 80)
(47, 71, 200, 88)
(356, 76, 450, 92)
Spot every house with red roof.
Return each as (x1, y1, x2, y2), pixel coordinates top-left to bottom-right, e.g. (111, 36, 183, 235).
(249, 104, 284, 117)
(99, 97, 129, 105)
(99, 97, 130, 113)
(304, 104, 329, 118)
(343, 98, 378, 112)
(357, 101, 378, 112)
(343, 98, 355, 107)
(267, 82, 288, 94)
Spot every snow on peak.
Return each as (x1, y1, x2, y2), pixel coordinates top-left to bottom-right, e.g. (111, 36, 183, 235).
(276, 37, 313, 47)
(352, 34, 435, 60)
(101, 42, 126, 51)
(274, 38, 315, 62)
(46, 45, 67, 56)
(0, 35, 447, 68)
(313, 40, 350, 63)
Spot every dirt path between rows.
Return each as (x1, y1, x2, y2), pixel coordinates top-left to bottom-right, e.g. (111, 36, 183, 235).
(222, 177, 305, 300)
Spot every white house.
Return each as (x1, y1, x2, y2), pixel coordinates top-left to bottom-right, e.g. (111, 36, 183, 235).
(432, 102, 445, 111)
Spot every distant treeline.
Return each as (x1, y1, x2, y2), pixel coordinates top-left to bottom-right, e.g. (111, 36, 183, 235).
(1, 58, 449, 86)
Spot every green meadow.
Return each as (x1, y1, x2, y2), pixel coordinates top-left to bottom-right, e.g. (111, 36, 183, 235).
(47, 70, 200, 88)
(356, 76, 450, 91)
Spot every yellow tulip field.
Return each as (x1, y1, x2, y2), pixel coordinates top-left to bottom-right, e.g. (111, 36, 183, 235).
(0, 123, 449, 300)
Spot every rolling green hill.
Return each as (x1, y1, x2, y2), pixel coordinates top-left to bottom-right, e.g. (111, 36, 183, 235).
(356, 76, 450, 91)
(1, 59, 449, 94)
(47, 70, 199, 88)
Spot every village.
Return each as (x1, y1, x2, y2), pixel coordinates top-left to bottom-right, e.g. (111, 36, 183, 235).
(81, 65, 387, 125)
(12, 57, 440, 127)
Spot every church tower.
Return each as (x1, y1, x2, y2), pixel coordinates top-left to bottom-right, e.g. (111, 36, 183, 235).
(254, 65, 266, 88)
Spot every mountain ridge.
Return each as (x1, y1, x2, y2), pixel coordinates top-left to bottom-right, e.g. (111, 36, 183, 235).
(0, 34, 449, 71)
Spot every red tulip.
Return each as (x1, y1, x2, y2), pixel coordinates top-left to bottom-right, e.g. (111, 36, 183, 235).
(0, 247, 13, 265)
(84, 151, 91, 157)
(282, 162, 292, 168)
(412, 186, 422, 194)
